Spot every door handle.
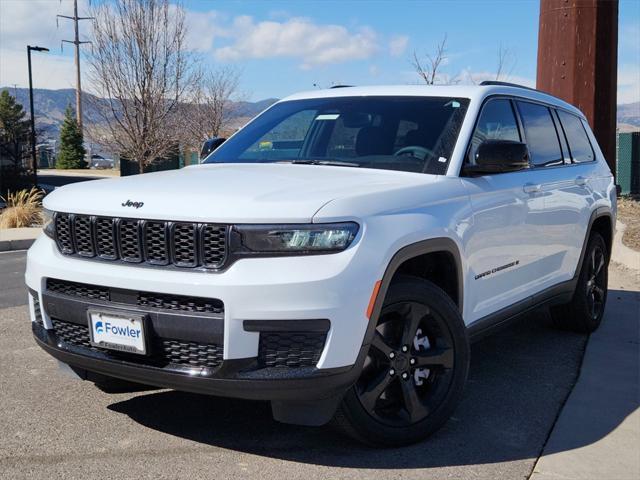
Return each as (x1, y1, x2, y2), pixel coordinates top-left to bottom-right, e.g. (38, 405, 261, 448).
(523, 183, 542, 194)
(575, 176, 588, 186)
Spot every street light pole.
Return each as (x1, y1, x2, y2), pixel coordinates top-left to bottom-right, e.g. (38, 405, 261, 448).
(26, 45, 49, 187)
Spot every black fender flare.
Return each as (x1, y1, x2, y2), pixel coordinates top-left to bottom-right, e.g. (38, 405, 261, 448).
(574, 207, 614, 280)
(362, 237, 464, 349)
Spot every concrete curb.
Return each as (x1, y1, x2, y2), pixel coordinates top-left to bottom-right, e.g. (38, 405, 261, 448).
(0, 228, 41, 252)
(611, 220, 640, 271)
(529, 266, 640, 480)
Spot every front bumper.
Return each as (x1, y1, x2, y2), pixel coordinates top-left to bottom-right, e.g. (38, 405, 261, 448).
(31, 321, 363, 402)
(26, 233, 381, 413)
(26, 234, 377, 369)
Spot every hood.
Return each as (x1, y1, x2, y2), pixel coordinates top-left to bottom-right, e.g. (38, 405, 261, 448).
(44, 163, 435, 223)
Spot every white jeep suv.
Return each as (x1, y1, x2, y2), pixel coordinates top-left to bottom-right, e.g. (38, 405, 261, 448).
(26, 83, 616, 446)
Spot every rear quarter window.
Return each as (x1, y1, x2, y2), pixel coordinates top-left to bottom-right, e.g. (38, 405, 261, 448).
(557, 110, 595, 163)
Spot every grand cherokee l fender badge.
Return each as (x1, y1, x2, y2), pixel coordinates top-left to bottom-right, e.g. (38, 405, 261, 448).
(474, 260, 520, 280)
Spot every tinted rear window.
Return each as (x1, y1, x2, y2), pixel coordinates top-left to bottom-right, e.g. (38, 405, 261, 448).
(517, 101, 563, 167)
(557, 110, 595, 163)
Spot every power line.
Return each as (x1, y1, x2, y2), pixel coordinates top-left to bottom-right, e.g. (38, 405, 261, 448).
(57, 0, 93, 132)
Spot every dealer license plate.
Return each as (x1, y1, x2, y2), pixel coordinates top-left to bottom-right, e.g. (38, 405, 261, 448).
(88, 310, 147, 355)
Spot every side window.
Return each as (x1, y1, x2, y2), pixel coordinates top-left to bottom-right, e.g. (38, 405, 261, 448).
(467, 99, 520, 164)
(517, 101, 563, 167)
(557, 110, 595, 163)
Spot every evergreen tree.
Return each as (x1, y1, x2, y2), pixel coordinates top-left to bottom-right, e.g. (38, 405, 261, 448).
(0, 90, 31, 167)
(56, 105, 86, 169)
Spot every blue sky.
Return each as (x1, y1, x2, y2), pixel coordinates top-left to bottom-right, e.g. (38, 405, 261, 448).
(1, 0, 638, 103)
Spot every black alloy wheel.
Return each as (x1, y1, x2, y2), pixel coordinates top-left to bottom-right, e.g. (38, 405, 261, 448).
(551, 232, 609, 333)
(356, 300, 455, 427)
(585, 243, 607, 321)
(333, 276, 469, 446)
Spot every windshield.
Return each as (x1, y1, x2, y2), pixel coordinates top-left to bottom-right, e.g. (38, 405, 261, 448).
(204, 96, 470, 174)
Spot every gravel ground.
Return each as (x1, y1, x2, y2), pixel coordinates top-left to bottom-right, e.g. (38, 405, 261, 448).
(618, 197, 640, 251)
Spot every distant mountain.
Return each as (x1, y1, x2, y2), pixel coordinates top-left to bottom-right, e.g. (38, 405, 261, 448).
(0, 87, 278, 140)
(2, 86, 637, 138)
(617, 102, 640, 128)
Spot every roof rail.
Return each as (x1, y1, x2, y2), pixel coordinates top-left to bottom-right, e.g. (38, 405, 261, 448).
(330, 84, 354, 89)
(479, 80, 539, 92)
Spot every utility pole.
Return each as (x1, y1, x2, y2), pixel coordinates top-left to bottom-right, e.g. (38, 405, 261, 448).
(58, 0, 93, 132)
(537, 0, 618, 179)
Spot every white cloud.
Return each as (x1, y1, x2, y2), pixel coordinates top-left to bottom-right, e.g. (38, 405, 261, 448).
(618, 63, 640, 104)
(389, 35, 408, 57)
(211, 16, 379, 68)
(0, 49, 77, 90)
(0, 0, 89, 50)
(184, 9, 231, 53)
(0, 0, 90, 89)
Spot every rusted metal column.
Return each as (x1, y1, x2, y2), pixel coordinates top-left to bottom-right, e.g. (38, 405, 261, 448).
(537, 0, 618, 176)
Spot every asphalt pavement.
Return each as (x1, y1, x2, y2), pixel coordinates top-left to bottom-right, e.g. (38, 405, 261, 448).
(0, 251, 637, 479)
(0, 251, 28, 308)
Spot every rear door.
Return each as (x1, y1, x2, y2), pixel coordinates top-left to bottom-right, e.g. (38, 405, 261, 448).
(515, 101, 592, 289)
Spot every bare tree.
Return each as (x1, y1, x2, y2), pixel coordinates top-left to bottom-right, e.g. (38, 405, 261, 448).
(494, 43, 516, 81)
(87, 0, 195, 174)
(412, 34, 458, 85)
(179, 67, 242, 150)
(465, 43, 517, 85)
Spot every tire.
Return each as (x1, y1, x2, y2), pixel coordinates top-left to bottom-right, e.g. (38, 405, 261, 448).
(551, 232, 609, 333)
(333, 275, 470, 447)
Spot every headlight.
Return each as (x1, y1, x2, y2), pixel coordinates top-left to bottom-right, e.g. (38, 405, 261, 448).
(236, 222, 359, 254)
(42, 208, 55, 238)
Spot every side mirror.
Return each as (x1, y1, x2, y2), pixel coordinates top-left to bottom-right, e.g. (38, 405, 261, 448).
(464, 140, 529, 175)
(200, 137, 227, 161)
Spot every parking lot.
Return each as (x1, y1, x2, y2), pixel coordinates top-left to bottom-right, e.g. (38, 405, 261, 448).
(0, 250, 637, 479)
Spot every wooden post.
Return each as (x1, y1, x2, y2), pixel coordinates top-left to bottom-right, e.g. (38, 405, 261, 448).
(537, 0, 618, 178)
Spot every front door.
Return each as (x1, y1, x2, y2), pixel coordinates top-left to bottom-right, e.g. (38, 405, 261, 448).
(461, 98, 547, 323)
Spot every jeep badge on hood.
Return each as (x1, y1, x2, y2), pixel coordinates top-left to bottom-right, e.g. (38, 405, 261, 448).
(122, 200, 144, 209)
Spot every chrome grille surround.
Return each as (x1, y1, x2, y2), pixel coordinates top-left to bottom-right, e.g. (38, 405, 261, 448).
(53, 213, 228, 271)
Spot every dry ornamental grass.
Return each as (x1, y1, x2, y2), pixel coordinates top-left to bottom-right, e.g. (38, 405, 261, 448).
(0, 188, 44, 229)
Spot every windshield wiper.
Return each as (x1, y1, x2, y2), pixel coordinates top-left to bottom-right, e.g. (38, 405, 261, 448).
(289, 159, 361, 167)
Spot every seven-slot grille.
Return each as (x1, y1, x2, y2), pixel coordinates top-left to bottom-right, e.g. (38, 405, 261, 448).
(53, 213, 228, 270)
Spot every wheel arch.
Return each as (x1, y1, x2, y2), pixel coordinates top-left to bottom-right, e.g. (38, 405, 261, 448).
(363, 237, 464, 348)
(576, 207, 614, 278)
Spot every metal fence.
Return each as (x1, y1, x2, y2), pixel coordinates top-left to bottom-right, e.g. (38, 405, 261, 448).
(617, 132, 640, 195)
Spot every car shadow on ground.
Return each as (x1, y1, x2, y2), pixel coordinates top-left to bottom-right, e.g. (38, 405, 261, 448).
(107, 289, 637, 469)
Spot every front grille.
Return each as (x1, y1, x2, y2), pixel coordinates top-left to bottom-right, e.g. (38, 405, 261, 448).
(47, 279, 110, 301)
(119, 219, 142, 262)
(258, 332, 327, 368)
(53, 213, 228, 270)
(54, 214, 73, 254)
(137, 292, 224, 315)
(46, 278, 224, 316)
(51, 318, 223, 369)
(33, 295, 44, 326)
